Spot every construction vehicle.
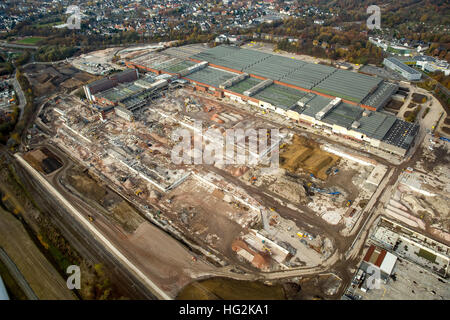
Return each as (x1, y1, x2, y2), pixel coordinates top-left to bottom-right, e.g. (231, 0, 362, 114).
(263, 246, 272, 254)
(327, 191, 341, 195)
(346, 200, 352, 207)
(297, 232, 307, 238)
(135, 189, 143, 196)
(88, 215, 95, 222)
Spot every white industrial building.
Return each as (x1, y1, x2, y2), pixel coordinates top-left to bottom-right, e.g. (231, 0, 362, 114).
(383, 57, 422, 81)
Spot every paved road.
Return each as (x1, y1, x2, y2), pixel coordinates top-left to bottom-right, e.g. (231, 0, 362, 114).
(0, 247, 38, 300)
(0, 42, 38, 50)
(9, 72, 26, 124)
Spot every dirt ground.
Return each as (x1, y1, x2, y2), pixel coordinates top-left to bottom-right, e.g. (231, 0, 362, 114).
(294, 274, 343, 300)
(24, 63, 98, 96)
(280, 135, 339, 180)
(23, 147, 62, 174)
(126, 222, 216, 298)
(163, 178, 246, 256)
(176, 277, 287, 300)
(65, 166, 144, 233)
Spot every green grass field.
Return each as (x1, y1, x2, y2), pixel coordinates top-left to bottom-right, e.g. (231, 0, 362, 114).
(14, 37, 45, 45)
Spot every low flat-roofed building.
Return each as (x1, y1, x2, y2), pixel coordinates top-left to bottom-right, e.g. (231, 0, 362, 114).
(362, 244, 398, 279)
(383, 57, 422, 81)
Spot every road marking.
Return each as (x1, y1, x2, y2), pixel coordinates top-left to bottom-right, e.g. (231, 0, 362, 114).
(15, 154, 172, 300)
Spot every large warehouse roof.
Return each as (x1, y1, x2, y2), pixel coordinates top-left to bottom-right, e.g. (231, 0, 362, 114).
(124, 45, 417, 152)
(321, 103, 363, 128)
(298, 94, 414, 148)
(282, 63, 335, 90)
(362, 82, 398, 110)
(253, 83, 308, 108)
(192, 45, 271, 71)
(244, 55, 306, 80)
(229, 77, 262, 94)
(185, 66, 237, 88)
(162, 60, 195, 73)
(301, 95, 331, 117)
(356, 111, 397, 140)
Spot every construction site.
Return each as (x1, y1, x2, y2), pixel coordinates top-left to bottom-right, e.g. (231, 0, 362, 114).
(380, 134, 450, 242)
(341, 133, 450, 299)
(29, 51, 405, 276)
(14, 42, 449, 300)
(34, 81, 344, 272)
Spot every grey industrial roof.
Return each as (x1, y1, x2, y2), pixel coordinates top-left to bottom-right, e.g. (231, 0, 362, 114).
(185, 66, 237, 87)
(252, 83, 308, 108)
(321, 103, 363, 129)
(134, 76, 155, 87)
(384, 57, 422, 75)
(281, 63, 336, 90)
(299, 97, 400, 142)
(189, 45, 391, 106)
(228, 77, 262, 94)
(301, 95, 331, 117)
(355, 112, 397, 140)
(162, 60, 196, 73)
(191, 45, 271, 71)
(313, 70, 382, 103)
(243, 55, 306, 80)
(362, 82, 398, 110)
(98, 83, 144, 102)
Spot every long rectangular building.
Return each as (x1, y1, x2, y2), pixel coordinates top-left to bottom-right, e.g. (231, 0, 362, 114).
(383, 57, 422, 81)
(124, 45, 418, 156)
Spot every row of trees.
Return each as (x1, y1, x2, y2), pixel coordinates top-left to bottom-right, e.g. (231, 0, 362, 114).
(274, 26, 385, 65)
(35, 45, 77, 62)
(6, 69, 34, 147)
